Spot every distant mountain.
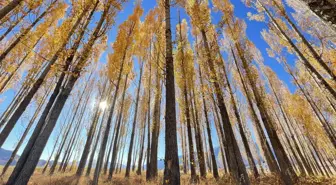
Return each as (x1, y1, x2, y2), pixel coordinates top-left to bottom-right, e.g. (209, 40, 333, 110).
(0, 148, 19, 166)
(0, 148, 46, 166)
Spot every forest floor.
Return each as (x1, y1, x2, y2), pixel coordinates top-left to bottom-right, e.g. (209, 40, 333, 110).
(0, 167, 336, 185)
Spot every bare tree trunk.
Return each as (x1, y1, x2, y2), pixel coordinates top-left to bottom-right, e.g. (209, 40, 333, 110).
(163, 0, 180, 184)
(103, 116, 118, 175)
(190, 88, 207, 178)
(136, 113, 147, 175)
(201, 30, 250, 185)
(49, 84, 88, 175)
(42, 127, 63, 174)
(148, 59, 162, 180)
(198, 65, 218, 179)
(86, 110, 106, 176)
(235, 42, 296, 184)
(210, 95, 228, 173)
(146, 61, 152, 180)
(180, 124, 187, 174)
(107, 74, 129, 180)
(219, 56, 259, 178)
(125, 62, 144, 177)
(76, 82, 107, 176)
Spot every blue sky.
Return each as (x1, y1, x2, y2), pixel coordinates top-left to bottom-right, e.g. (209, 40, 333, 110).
(0, 0, 298, 164)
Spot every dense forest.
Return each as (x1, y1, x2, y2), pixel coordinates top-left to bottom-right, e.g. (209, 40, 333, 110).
(0, 0, 335, 185)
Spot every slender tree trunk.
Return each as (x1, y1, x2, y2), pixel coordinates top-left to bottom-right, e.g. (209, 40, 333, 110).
(201, 30, 250, 185)
(146, 61, 152, 180)
(92, 52, 126, 184)
(183, 80, 197, 182)
(103, 116, 118, 175)
(125, 62, 144, 177)
(210, 95, 228, 173)
(86, 110, 106, 176)
(190, 88, 207, 179)
(136, 113, 147, 175)
(181, 123, 188, 174)
(76, 82, 107, 176)
(107, 74, 129, 180)
(198, 65, 220, 179)
(148, 59, 162, 180)
(235, 42, 296, 184)
(42, 127, 63, 174)
(220, 57, 259, 178)
(49, 83, 88, 175)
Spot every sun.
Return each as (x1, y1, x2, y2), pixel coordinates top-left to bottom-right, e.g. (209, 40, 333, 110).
(99, 101, 108, 110)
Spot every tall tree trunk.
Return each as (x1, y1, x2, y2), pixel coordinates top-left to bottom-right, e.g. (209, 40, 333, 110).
(49, 83, 88, 175)
(201, 30, 250, 185)
(125, 62, 144, 177)
(76, 82, 107, 176)
(181, 123, 188, 174)
(146, 61, 152, 180)
(103, 116, 119, 175)
(182, 77, 197, 182)
(190, 87, 207, 178)
(234, 43, 296, 184)
(86, 110, 106, 176)
(218, 54, 259, 178)
(198, 65, 218, 179)
(42, 127, 63, 174)
(136, 113, 147, 175)
(92, 49, 127, 184)
(163, 0, 180, 184)
(231, 48, 281, 175)
(107, 74, 129, 180)
(148, 69, 162, 180)
(210, 95, 228, 173)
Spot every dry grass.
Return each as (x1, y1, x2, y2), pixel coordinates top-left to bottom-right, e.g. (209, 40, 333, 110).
(0, 167, 335, 185)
